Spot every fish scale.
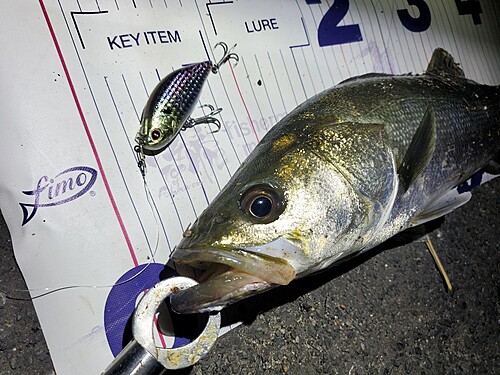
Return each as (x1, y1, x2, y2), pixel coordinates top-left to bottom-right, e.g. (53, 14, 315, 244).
(316, 76, 498, 170)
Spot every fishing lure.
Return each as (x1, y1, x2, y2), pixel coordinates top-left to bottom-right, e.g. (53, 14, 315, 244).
(134, 42, 238, 176)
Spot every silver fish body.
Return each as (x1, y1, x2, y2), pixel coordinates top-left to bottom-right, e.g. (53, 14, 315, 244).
(136, 61, 213, 151)
(170, 49, 500, 313)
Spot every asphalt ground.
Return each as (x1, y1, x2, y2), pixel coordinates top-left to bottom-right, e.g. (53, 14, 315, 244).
(0, 177, 498, 375)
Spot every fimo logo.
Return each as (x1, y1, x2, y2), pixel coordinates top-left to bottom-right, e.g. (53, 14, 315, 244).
(20, 166, 98, 226)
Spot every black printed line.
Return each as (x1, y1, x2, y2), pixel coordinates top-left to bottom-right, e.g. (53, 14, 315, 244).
(267, 51, 287, 114)
(123, 74, 140, 120)
(295, 2, 327, 91)
(349, 0, 371, 75)
(204, 79, 239, 173)
(70, 10, 108, 49)
(196, 30, 239, 169)
(481, 1, 499, 82)
(216, 70, 253, 155)
(342, 0, 365, 76)
(122, 73, 177, 251)
(255, 55, 278, 124)
(153, 68, 198, 218)
(193, 103, 222, 191)
(438, 1, 475, 79)
(206, 1, 234, 36)
(241, 56, 268, 132)
(289, 16, 311, 49)
(305, 3, 335, 86)
(105, 75, 172, 253)
(155, 67, 212, 206)
(289, 17, 310, 98)
(153, 155, 185, 231)
(179, 134, 210, 205)
(301, 47, 317, 94)
(198, 29, 253, 156)
(459, 4, 486, 82)
(57, 0, 158, 261)
(138, 71, 185, 236)
(279, 49, 299, 107)
(368, 0, 395, 74)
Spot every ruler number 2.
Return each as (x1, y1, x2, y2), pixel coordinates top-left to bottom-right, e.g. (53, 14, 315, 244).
(305, 0, 363, 46)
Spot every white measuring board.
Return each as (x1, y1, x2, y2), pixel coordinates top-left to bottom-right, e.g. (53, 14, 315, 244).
(0, 1, 498, 374)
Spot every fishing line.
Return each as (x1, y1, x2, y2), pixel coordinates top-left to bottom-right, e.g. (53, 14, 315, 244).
(1, 174, 162, 301)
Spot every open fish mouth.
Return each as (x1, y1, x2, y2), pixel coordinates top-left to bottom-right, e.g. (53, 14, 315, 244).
(169, 247, 296, 313)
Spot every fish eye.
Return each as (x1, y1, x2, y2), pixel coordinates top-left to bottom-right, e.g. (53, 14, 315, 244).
(150, 128, 162, 141)
(239, 184, 285, 223)
(250, 196, 272, 217)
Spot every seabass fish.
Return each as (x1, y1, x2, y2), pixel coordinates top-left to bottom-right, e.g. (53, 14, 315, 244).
(170, 49, 500, 313)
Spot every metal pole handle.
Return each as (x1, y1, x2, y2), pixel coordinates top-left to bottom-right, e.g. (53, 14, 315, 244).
(102, 340, 165, 375)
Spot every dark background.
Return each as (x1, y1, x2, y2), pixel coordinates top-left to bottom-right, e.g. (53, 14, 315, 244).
(0, 178, 498, 375)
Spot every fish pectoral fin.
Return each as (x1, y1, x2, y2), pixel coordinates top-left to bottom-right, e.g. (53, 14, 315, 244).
(411, 190, 472, 227)
(426, 48, 465, 78)
(397, 106, 436, 192)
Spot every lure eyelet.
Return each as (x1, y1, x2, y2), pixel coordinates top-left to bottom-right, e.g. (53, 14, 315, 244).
(239, 184, 285, 223)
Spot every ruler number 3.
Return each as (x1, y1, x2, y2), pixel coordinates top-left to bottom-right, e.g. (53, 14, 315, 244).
(397, 0, 482, 32)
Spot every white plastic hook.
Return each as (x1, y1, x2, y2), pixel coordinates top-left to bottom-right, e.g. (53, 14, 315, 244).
(132, 276, 221, 370)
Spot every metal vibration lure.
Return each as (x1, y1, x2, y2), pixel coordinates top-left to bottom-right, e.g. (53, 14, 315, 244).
(134, 42, 238, 176)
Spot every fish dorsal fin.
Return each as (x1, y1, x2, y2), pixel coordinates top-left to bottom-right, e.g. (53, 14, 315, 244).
(426, 48, 465, 78)
(411, 190, 471, 227)
(398, 106, 437, 192)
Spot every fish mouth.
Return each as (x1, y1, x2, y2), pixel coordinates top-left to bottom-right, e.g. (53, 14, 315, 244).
(169, 247, 296, 314)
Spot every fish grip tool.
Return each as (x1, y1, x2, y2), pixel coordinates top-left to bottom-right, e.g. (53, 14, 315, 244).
(102, 277, 221, 374)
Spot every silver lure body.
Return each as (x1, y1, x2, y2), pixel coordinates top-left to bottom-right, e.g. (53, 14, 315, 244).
(135, 61, 213, 151)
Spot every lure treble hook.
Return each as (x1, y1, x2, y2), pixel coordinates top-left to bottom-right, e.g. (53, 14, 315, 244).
(183, 104, 222, 133)
(211, 42, 239, 74)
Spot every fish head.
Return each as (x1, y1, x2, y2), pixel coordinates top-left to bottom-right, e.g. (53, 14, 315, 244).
(170, 120, 384, 313)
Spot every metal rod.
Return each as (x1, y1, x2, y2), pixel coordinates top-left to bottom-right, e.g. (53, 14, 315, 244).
(102, 340, 165, 375)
